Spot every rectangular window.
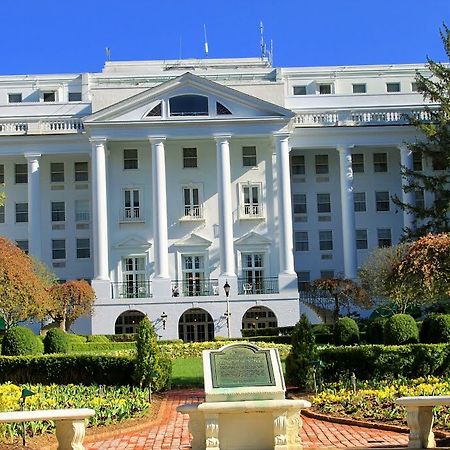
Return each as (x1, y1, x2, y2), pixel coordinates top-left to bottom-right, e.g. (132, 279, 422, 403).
(242, 254, 264, 291)
(123, 149, 138, 170)
(293, 194, 307, 214)
(291, 155, 305, 175)
(0, 164, 4, 184)
(413, 152, 423, 171)
(241, 184, 261, 217)
(183, 186, 202, 218)
(415, 189, 425, 210)
(354, 192, 367, 212)
(242, 146, 257, 167)
(411, 82, 418, 92)
(352, 84, 367, 94)
(376, 191, 390, 211)
(320, 270, 334, 279)
(297, 271, 310, 291)
(52, 239, 66, 260)
(295, 232, 309, 252)
(352, 154, 364, 173)
(0, 205, 4, 223)
(8, 93, 22, 103)
(373, 153, 388, 172)
(68, 92, 82, 102)
(121, 256, 147, 298)
(124, 189, 141, 221)
(16, 240, 29, 254)
(319, 84, 332, 95)
(315, 154, 329, 174)
(15, 164, 27, 184)
(51, 202, 65, 222)
(15, 203, 28, 223)
(183, 148, 197, 168)
(317, 193, 331, 213)
(43, 91, 56, 102)
(74, 162, 88, 182)
(377, 229, 392, 247)
(319, 230, 333, 251)
(293, 85, 307, 95)
(50, 162, 64, 183)
(76, 238, 90, 259)
(386, 82, 401, 93)
(356, 229, 368, 250)
(75, 199, 90, 222)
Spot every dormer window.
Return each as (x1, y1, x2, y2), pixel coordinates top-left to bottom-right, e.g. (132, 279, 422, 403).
(147, 103, 162, 117)
(216, 102, 232, 115)
(169, 95, 208, 116)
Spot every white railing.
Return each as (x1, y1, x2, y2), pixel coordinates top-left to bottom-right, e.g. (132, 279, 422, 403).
(122, 207, 143, 222)
(294, 107, 434, 127)
(0, 117, 84, 135)
(240, 204, 264, 219)
(182, 205, 204, 220)
(75, 211, 90, 222)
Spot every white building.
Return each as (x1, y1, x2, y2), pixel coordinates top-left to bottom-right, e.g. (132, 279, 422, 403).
(0, 57, 436, 339)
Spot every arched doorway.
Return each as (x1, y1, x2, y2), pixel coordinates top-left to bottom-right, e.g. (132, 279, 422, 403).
(115, 310, 145, 334)
(242, 306, 278, 330)
(178, 308, 214, 342)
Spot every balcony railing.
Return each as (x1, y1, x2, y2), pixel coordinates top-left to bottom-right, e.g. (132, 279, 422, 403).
(0, 117, 84, 135)
(171, 279, 219, 297)
(238, 277, 279, 295)
(294, 107, 434, 127)
(240, 204, 264, 219)
(181, 205, 204, 220)
(122, 207, 143, 222)
(111, 281, 152, 299)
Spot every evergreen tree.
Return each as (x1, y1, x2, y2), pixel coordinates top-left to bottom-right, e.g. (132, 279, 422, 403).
(394, 25, 450, 239)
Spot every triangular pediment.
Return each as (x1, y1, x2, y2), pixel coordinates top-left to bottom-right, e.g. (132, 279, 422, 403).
(113, 235, 152, 250)
(84, 72, 294, 124)
(234, 231, 272, 247)
(173, 232, 212, 248)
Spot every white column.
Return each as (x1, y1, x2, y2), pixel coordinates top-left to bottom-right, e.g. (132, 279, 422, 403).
(25, 153, 42, 259)
(150, 137, 171, 296)
(215, 136, 237, 295)
(399, 144, 415, 232)
(90, 138, 109, 281)
(274, 133, 296, 276)
(337, 145, 357, 280)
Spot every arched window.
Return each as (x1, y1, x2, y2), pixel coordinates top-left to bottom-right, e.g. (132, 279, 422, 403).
(146, 103, 162, 117)
(241, 306, 278, 330)
(115, 310, 145, 334)
(178, 308, 214, 342)
(169, 95, 208, 116)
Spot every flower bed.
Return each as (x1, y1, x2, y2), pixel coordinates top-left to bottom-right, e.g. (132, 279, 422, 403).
(0, 382, 151, 440)
(313, 376, 450, 430)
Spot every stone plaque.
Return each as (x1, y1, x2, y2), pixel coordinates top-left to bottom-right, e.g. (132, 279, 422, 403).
(210, 344, 275, 388)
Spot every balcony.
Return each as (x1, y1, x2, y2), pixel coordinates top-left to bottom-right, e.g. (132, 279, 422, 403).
(171, 279, 219, 297)
(111, 281, 152, 299)
(0, 117, 85, 135)
(180, 205, 205, 221)
(239, 204, 264, 220)
(294, 106, 433, 128)
(121, 207, 144, 223)
(238, 277, 279, 295)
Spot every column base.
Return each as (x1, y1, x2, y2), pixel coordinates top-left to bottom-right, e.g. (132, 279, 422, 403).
(91, 279, 111, 300)
(152, 277, 172, 297)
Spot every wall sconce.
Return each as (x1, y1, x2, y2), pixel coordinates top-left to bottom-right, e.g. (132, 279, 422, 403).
(160, 312, 167, 330)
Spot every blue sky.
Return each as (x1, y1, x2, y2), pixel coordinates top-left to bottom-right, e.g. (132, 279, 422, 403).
(1, 0, 449, 75)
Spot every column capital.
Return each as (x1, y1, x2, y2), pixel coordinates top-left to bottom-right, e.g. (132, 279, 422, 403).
(148, 136, 166, 144)
(398, 143, 410, 153)
(336, 144, 355, 153)
(24, 153, 41, 160)
(273, 132, 291, 142)
(89, 137, 108, 145)
(214, 134, 232, 143)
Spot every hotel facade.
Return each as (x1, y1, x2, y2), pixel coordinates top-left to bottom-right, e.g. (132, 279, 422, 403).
(0, 57, 436, 339)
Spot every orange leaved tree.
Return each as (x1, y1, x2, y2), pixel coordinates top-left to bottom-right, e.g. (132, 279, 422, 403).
(0, 237, 50, 330)
(48, 280, 95, 331)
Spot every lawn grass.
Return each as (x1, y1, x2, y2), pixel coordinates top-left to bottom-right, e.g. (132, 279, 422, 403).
(171, 357, 204, 387)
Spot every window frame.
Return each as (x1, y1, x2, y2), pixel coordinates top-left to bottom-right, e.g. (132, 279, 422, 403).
(15, 164, 28, 184)
(315, 154, 329, 175)
(293, 85, 307, 95)
(16, 240, 29, 254)
(181, 184, 204, 220)
(0, 205, 4, 224)
(318, 84, 332, 95)
(51, 201, 66, 223)
(295, 231, 309, 252)
(75, 199, 90, 223)
(356, 229, 368, 250)
(242, 146, 257, 167)
(352, 84, 367, 94)
(316, 193, 331, 213)
(52, 239, 66, 260)
(0, 164, 4, 184)
(293, 193, 307, 215)
(375, 191, 390, 212)
(377, 228, 392, 248)
(76, 238, 90, 259)
(183, 147, 198, 168)
(122, 187, 143, 222)
(239, 182, 263, 219)
(50, 162, 65, 183)
(68, 92, 82, 102)
(8, 93, 22, 103)
(15, 202, 28, 223)
(123, 149, 138, 170)
(353, 192, 367, 212)
(319, 230, 333, 251)
(352, 154, 364, 173)
(297, 271, 310, 291)
(373, 152, 388, 173)
(386, 82, 401, 93)
(42, 91, 57, 102)
(74, 162, 89, 182)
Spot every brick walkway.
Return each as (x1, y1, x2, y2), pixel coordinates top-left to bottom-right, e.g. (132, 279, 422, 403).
(86, 390, 409, 449)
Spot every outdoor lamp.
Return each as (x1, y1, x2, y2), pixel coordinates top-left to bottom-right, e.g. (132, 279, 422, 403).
(223, 281, 230, 297)
(160, 312, 168, 330)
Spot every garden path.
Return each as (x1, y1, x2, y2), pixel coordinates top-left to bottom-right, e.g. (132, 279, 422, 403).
(86, 389, 409, 449)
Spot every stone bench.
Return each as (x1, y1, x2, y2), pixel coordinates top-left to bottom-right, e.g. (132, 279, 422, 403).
(0, 408, 95, 450)
(396, 395, 450, 448)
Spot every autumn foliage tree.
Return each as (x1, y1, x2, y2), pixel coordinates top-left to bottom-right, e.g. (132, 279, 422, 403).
(0, 237, 50, 330)
(48, 280, 95, 331)
(311, 278, 370, 324)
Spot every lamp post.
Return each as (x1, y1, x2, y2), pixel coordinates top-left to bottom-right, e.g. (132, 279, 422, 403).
(160, 312, 167, 330)
(223, 280, 231, 338)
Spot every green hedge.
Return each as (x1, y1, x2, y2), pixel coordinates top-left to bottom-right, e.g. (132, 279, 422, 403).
(318, 344, 450, 382)
(70, 342, 136, 353)
(241, 326, 294, 337)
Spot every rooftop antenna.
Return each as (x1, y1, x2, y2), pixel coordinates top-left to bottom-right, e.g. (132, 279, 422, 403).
(105, 47, 111, 62)
(260, 21, 267, 60)
(203, 24, 209, 57)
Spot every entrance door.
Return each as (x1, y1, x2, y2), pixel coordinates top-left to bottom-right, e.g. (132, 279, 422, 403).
(242, 253, 264, 293)
(178, 308, 214, 342)
(182, 255, 205, 296)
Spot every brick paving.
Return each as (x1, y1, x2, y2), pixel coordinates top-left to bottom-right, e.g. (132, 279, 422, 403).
(86, 390, 409, 449)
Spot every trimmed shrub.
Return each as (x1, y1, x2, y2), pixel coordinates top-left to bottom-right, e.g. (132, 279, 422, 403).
(43, 328, 70, 354)
(420, 314, 450, 343)
(66, 334, 87, 345)
(366, 318, 387, 344)
(334, 317, 359, 345)
(312, 324, 334, 345)
(70, 342, 135, 353)
(108, 333, 137, 342)
(86, 335, 110, 343)
(241, 326, 294, 337)
(1, 326, 43, 356)
(384, 314, 419, 345)
(285, 314, 318, 390)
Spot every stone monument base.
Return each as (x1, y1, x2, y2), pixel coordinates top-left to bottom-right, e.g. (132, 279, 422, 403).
(177, 398, 311, 450)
